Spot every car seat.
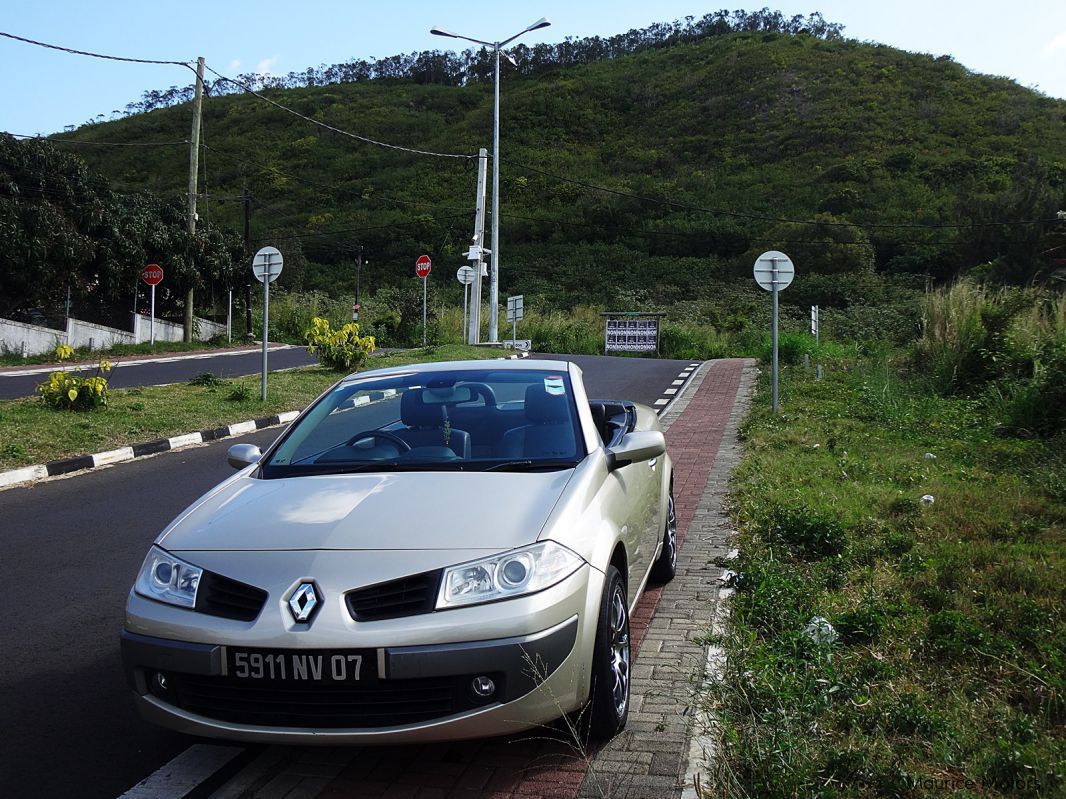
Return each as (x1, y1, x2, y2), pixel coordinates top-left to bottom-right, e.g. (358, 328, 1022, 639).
(501, 384, 577, 459)
(396, 390, 471, 458)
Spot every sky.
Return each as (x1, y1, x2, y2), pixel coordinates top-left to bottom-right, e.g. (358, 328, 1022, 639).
(1, 1, 1064, 136)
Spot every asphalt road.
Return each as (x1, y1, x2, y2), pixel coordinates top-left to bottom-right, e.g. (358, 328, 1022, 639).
(0, 354, 694, 798)
(0, 345, 319, 400)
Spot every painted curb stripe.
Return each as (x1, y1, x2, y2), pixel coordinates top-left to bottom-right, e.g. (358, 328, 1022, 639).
(0, 464, 48, 488)
(93, 447, 134, 467)
(132, 439, 172, 458)
(46, 455, 95, 476)
(168, 433, 203, 449)
(277, 411, 299, 423)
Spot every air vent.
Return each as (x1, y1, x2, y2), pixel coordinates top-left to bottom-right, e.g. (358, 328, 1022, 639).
(346, 570, 442, 621)
(195, 571, 268, 622)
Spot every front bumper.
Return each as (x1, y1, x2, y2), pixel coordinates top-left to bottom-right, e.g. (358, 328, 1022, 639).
(122, 615, 587, 744)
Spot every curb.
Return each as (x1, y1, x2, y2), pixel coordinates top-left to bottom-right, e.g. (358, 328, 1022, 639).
(0, 411, 302, 491)
(0, 350, 532, 491)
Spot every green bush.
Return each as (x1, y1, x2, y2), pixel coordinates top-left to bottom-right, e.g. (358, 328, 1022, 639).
(35, 346, 112, 410)
(304, 317, 376, 371)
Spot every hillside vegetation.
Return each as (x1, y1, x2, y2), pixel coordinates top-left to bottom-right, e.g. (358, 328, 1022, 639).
(40, 13, 1066, 319)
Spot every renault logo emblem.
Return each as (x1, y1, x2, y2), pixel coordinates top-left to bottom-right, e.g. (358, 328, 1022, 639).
(288, 582, 320, 623)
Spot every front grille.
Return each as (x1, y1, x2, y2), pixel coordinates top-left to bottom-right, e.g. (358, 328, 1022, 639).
(346, 570, 442, 621)
(152, 671, 497, 728)
(195, 571, 268, 622)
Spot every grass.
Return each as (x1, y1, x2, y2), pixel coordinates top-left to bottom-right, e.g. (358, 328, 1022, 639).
(709, 352, 1065, 798)
(0, 344, 499, 469)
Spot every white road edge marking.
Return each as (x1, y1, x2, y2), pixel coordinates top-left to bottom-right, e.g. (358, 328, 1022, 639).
(1, 345, 297, 378)
(117, 744, 243, 799)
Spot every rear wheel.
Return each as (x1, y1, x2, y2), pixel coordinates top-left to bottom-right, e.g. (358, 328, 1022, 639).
(588, 565, 630, 740)
(650, 491, 678, 583)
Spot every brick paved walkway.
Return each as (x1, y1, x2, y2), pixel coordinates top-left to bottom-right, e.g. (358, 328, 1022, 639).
(311, 359, 757, 799)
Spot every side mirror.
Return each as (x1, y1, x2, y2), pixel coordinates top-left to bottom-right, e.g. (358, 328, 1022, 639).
(227, 443, 262, 470)
(606, 431, 665, 471)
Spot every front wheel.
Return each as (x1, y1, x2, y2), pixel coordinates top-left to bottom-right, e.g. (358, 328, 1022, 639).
(588, 565, 630, 740)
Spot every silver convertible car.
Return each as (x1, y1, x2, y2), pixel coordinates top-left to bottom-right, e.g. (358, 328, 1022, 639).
(121, 359, 676, 743)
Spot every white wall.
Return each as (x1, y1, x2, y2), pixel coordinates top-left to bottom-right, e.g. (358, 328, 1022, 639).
(0, 314, 229, 357)
(0, 318, 65, 357)
(66, 318, 134, 350)
(132, 314, 224, 343)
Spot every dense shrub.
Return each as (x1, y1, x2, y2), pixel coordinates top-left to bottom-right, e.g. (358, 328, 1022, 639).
(304, 317, 376, 371)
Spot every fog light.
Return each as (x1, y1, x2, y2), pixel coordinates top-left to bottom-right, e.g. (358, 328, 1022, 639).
(154, 672, 168, 691)
(471, 675, 495, 697)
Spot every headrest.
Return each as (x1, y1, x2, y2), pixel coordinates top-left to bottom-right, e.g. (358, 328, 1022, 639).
(525, 383, 569, 425)
(401, 389, 446, 428)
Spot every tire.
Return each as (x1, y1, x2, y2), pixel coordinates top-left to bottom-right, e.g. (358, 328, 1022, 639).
(649, 490, 678, 584)
(588, 565, 631, 740)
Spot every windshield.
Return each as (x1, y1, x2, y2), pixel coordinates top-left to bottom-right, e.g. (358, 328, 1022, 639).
(261, 368, 585, 477)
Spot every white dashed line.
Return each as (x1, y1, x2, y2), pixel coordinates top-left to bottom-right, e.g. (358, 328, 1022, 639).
(117, 744, 243, 799)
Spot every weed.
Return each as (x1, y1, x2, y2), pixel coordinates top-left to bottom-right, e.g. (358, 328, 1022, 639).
(188, 372, 227, 387)
(226, 383, 253, 402)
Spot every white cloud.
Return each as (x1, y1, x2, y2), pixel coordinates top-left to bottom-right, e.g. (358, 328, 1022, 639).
(228, 59, 242, 71)
(1044, 31, 1066, 55)
(257, 56, 278, 75)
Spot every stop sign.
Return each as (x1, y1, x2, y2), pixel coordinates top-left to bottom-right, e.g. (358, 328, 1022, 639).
(142, 264, 164, 285)
(415, 254, 432, 279)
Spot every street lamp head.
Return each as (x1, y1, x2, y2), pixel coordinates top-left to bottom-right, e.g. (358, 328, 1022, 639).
(430, 26, 457, 38)
(525, 17, 551, 33)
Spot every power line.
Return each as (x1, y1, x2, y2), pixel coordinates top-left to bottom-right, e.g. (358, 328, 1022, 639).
(501, 157, 1062, 231)
(0, 30, 193, 68)
(201, 63, 477, 161)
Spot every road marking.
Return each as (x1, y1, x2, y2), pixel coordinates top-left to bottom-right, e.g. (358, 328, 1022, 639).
(664, 388, 678, 395)
(117, 744, 243, 799)
(654, 398, 670, 406)
(672, 379, 685, 385)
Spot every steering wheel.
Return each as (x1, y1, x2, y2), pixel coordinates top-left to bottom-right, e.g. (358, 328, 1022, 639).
(345, 430, 412, 452)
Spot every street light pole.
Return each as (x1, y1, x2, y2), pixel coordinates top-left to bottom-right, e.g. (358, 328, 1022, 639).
(431, 17, 551, 343)
(490, 45, 502, 342)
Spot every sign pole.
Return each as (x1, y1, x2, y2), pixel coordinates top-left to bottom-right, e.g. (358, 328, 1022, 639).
(753, 251, 795, 414)
(150, 283, 156, 345)
(771, 257, 779, 414)
(251, 246, 284, 401)
(422, 275, 427, 347)
(463, 282, 469, 345)
(262, 252, 271, 401)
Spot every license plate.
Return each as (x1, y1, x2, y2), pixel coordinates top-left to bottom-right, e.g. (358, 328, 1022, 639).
(224, 648, 376, 683)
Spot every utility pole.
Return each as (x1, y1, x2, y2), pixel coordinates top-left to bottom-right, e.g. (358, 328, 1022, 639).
(489, 52, 502, 343)
(243, 193, 253, 338)
(184, 56, 206, 342)
(467, 148, 488, 345)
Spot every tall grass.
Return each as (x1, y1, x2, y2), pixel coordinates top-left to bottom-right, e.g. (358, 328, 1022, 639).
(917, 281, 1066, 437)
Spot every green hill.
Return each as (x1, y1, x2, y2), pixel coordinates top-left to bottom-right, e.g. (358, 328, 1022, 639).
(33, 18, 1066, 312)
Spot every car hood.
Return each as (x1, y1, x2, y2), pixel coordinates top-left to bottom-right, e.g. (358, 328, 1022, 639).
(158, 470, 574, 552)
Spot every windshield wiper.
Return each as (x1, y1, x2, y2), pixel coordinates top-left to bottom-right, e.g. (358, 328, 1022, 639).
(481, 460, 576, 472)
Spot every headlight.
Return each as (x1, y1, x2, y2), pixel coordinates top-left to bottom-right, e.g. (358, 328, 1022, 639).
(437, 541, 585, 609)
(134, 545, 203, 609)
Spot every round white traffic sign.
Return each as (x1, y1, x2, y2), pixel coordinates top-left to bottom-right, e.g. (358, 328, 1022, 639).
(456, 265, 475, 285)
(252, 246, 284, 283)
(753, 250, 795, 292)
